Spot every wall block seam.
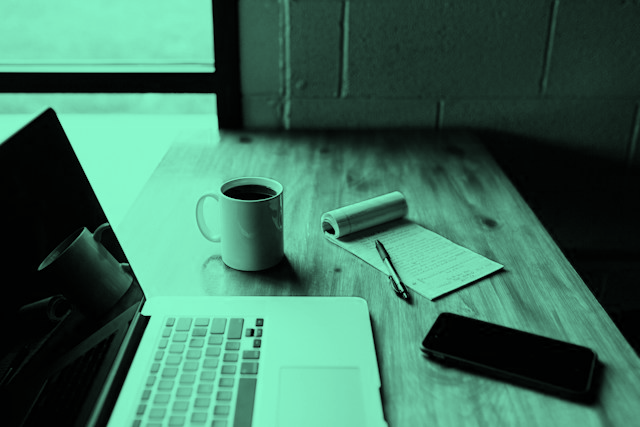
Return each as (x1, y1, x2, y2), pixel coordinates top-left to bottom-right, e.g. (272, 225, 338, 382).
(540, 0, 560, 96)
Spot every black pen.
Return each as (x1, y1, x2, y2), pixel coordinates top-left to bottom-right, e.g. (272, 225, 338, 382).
(375, 239, 410, 300)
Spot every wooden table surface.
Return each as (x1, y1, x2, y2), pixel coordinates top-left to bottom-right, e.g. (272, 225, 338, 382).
(116, 129, 640, 426)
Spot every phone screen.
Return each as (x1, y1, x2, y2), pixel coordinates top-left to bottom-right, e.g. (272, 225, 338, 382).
(421, 313, 597, 395)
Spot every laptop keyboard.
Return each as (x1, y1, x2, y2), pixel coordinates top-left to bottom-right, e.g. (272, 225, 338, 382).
(133, 316, 263, 427)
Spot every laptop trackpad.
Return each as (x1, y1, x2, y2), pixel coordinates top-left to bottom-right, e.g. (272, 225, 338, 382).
(277, 366, 366, 427)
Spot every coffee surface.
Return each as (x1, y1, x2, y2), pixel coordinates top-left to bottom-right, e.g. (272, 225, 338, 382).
(224, 184, 277, 201)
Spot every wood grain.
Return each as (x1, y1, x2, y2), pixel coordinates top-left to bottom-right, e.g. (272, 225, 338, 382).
(117, 129, 640, 426)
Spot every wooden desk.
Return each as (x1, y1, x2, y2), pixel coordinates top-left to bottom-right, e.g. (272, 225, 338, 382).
(117, 130, 640, 426)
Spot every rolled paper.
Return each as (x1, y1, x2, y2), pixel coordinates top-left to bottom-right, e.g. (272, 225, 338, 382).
(321, 191, 408, 239)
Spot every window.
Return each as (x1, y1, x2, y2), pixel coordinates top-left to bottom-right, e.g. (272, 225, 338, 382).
(0, 0, 241, 128)
(0, 1, 213, 73)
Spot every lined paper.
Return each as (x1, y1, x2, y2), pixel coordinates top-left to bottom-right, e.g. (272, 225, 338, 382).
(322, 193, 503, 300)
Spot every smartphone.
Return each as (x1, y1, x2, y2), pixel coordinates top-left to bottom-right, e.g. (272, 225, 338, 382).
(421, 313, 598, 400)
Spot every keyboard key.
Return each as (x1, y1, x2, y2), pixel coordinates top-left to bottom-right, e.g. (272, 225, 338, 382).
(189, 338, 205, 348)
(194, 397, 211, 408)
(243, 351, 260, 360)
(221, 365, 236, 375)
(173, 401, 189, 412)
(150, 363, 160, 373)
(255, 319, 264, 327)
(166, 355, 182, 365)
(146, 375, 156, 387)
(166, 318, 176, 327)
(176, 387, 193, 398)
(210, 318, 227, 334)
(200, 371, 216, 382)
(158, 338, 168, 349)
(197, 383, 214, 394)
(219, 378, 234, 388)
(241, 362, 258, 375)
(149, 407, 166, 418)
(183, 361, 199, 371)
(228, 319, 244, 339)
(136, 404, 146, 416)
(195, 318, 210, 327)
(191, 412, 208, 423)
(168, 415, 186, 426)
(225, 342, 240, 351)
(158, 380, 175, 390)
(192, 328, 207, 337)
(217, 391, 232, 401)
(141, 389, 151, 401)
(208, 335, 223, 345)
(186, 349, 202, 360)
(203, 358, 219, 369)
(255, 329, 263, 337)
(234, 378, 257, 427)
(162, 328, 172, 338)
(173, 332, 188, 342)
(214, 405, 230, 416)
(223, 353, 239, 363)
(206, 347, 221, 357)
(245, 328, 254, 337)
(169, 343, 185, 354)
(162, 367, 178, 378)
(153, 394, 171, 405)
(212, 421, 227, 427)
(253, 339, 261, 348)
(176, 318, 192, 331)
(179, 373, 196, 385)
(154, 350, 164, 361)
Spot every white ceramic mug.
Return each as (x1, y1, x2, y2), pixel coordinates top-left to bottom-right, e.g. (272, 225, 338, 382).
(195, 177, 284, 271)
(37, 223, 133, 318)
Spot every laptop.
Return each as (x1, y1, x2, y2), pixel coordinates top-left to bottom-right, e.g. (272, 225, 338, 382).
(0, 109, 387, 427)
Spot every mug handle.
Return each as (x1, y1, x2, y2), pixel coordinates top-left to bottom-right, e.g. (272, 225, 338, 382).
(93, 223, 111, 243)
(196, 193, 222, 242)
(93, 224, 128, 276)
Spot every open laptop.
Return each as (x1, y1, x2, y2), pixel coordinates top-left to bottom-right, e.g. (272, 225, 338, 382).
(0, 109, 387, 427)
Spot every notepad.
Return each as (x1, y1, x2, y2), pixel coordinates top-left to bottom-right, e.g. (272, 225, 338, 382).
(321, 191, 503, 300)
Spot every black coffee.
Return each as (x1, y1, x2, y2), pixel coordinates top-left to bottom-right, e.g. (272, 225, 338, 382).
(224, 184, 277, 201)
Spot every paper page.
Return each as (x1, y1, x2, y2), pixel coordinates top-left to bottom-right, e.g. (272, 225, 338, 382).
(325, 219, 503, 300)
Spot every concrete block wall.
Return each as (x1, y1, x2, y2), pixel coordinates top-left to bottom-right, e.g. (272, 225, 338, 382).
(239, 0, 640, 171)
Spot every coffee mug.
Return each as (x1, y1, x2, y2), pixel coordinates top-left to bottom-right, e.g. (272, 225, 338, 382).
(38, 223, 133, 318)
(195, 177, 284, 271)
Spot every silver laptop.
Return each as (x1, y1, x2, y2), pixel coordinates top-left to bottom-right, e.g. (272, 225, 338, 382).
(0, 109, 387, 427)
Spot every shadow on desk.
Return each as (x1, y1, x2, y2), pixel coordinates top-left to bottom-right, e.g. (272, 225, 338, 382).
(201, 254, 305, 296)
(476, 129, 640, 357)
(244, 256, 302, 288)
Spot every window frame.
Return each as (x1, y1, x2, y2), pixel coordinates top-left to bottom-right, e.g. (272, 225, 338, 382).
(0, 0, 242, 129)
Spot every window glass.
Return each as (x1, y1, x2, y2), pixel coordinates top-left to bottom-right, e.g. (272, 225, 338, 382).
(0, 0, 214, 72)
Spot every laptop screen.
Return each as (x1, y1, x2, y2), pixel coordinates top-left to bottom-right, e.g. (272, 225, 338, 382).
(0, 109, 144, 426)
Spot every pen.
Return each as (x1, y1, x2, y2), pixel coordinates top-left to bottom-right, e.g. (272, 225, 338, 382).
(375, 239, 410, 301)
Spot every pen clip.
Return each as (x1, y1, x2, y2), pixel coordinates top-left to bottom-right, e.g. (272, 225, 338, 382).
(389, 276, 402, 294)
(389, 276, 409, 300)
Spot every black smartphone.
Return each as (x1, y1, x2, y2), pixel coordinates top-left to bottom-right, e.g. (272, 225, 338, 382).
(421, 313, 598, 401)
